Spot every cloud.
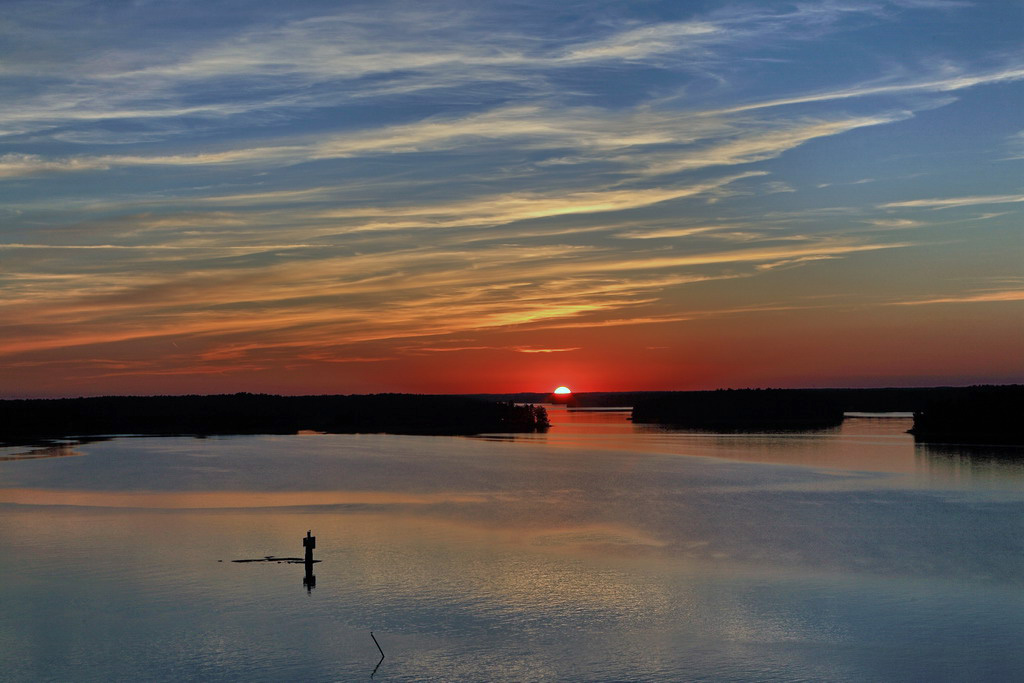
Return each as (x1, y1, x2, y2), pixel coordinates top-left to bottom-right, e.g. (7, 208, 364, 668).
(616, 225, 734, 239)
(0, 12, 724, 139)
(0, 105, 906, 217)
(888, 0, 972, 8)
(868, 218, 922, 228)
(311, 105, 723, 158)
(0, 224, 909, 360)
(1005, 130, 1024, 159)
(405, 344, 581, 354)
(1, 0, 1000, 145)
(559, 21, 720, 62)
(0, 146, 310, 179)
(889, 289, 1024, 305)
(763, 181, 796, 194)
(0, 102, 908, 185)
(0, 0, 1018, 388)
(561, 240, 910, 274)
(626, 114, 907, 176)
(708, 67, 1024, 115)
(309, 172, 766, 231)
(818, 178, 875, 188)
(0, 153, 110, 177)
(880, 194, 1024, 209)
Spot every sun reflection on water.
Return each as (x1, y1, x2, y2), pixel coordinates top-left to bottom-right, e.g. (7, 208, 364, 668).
(1, 414, 1022, 681)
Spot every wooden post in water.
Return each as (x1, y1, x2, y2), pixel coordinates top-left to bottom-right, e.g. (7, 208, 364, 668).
(303, 530, 316, 592)
(303, 530, 316, 564)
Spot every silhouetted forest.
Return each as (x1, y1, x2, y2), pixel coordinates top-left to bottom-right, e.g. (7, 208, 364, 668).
(0, 393, 550, 443)
(908, 385, 1022, 445)
(2, 386, 1018, 445)
(631, 388, 845, 430)
(630, 385, 1021, 442)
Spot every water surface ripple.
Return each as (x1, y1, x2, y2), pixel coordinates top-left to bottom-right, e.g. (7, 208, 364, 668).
(1, 410, 1022, 681)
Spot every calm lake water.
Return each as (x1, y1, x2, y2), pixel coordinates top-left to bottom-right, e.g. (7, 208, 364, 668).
(2, 408, 1023, 682)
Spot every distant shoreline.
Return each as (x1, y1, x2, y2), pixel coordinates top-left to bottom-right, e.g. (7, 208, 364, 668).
(627, 386, 1021, 445)
(1, 385, 1019, 447)
(0, 393, 550, 445)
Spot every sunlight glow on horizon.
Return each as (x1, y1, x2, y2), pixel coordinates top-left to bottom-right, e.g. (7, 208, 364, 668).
(0, 0, 1020, 397)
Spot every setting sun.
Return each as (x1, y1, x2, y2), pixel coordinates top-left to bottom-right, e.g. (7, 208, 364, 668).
(553, 386, 572, 395)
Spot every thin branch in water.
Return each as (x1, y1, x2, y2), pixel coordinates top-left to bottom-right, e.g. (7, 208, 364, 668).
(370, 631, 385, 678)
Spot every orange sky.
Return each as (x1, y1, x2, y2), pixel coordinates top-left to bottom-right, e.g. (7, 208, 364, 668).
(4, 298, 1019, 396)
(1, 1, 1022, 397)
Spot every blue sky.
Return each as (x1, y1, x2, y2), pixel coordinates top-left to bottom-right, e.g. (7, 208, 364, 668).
(1, 0, 1021, 395)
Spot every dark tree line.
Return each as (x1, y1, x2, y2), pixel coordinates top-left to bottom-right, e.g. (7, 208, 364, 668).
(631, 385, 1021, 443)
(631, 388, 844, 430)
(0, 393, 550, 443)
(908, 385, 1022, 445)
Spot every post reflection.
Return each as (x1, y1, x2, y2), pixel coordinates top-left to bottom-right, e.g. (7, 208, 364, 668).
(303, 564, 316, 593)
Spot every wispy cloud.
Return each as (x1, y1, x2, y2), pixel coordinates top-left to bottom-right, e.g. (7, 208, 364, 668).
(868, 218, 922, 228)
(1, 0, 1019, 391)
(2, 0, 1006, 142)
(0, 153, 110, 178)
(558, 21, 720, 62)
(0, 12, 719, 138)
(625, 114, 908, 176)
(317, 174, 765, 231)
(0, 104, 914, 184)
(880, 194, 1024, 209)
(889, 289, 1024, 305)
(616, 225, 734, 240)
(708, 67, 1024, 115)
(0, 106, 896, 182)
(0, 225, 909, 359)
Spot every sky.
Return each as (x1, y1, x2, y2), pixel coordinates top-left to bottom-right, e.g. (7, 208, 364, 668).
(1, 0, 1021, 397)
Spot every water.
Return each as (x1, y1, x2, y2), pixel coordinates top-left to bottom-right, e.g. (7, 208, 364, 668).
(1, 409, 1022, 681)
